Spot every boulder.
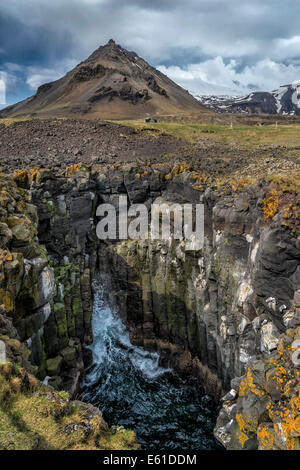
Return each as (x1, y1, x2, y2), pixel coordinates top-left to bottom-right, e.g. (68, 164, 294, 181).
(46, 356, 62, 376)
(0, 223, 12, 248)
(261, 322, 280, 353)
(0, 339, 6, 364)
(61, 346, 77, 367)
(265, 368, 283, 401)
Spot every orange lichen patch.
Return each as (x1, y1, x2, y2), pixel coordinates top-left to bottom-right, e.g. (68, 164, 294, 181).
(13, 169, 43, 186)
(6, 215, 26, 228)
(236, 413, 258, 448)
(165, 161, 191, 180)
(0, 288, 14, 313)
(267, 391, 300, 449)
(283, 379, 298, 398)
(257, 424, 276, 450)
(191, 171, 213, 190)
(236, 430, 248, 448)
(263, 188, 279, 220)
(233, 328, 300, 450)
(0, 190, 16, 209)
(16, 200, 26, 213)
(228, 177, 248, 192)
(65, 164, 88, 178)
(28, 169, 41, 184)
(268, 174, 300, 199)
(239, 369, 266, 398)
(268, 366, 289, 393)
(281, 201, 300, 235)
(4, 253, 13, 262)
(208, 175, 256, 195)
(152, 162, 169, 169)
(13, 169, 29, 187)
(65, 164, 80, 177)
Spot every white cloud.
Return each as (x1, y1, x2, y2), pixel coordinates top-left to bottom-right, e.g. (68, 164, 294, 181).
(273, 36, 300, 61)
(3, 59, 78, 92)
(0, 70, 19, 95)
(24, 59, 77, 91)
(0, 75, 6, 105)
(2, 1, 300, 100)
(25, 67, 64, 90)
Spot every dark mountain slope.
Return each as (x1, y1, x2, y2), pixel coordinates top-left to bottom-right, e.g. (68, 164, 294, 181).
(0, 40, 206, 120)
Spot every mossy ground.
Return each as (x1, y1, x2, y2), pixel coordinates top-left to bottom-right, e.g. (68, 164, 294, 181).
(114, 120, 300, 148)
(115, 119, 300, 199)
(0, 362, 139, 450)
(234, 328, 300, 450)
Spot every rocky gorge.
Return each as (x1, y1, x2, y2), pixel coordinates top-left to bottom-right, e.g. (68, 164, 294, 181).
(0, 151, 299, 450)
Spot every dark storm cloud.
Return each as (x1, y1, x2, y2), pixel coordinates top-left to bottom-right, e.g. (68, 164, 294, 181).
(1, 0, 300, 105)
(0, 9, 74, 67)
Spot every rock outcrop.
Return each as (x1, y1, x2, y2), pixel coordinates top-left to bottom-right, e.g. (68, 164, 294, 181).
(0, 169, 95, 395)
(0, 39, 205, 120)
(0, 360, 139, 450)
(94, 164, 299, 400)
(214, 328, 300, 450)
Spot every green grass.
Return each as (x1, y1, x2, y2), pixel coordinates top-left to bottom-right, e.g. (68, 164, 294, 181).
(0, 117, 31, 126)
(0, 362, 139, 450)
(114, 119, 300, 148)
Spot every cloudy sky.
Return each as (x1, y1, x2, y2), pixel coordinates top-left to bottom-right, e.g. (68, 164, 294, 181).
(1, 0, 300, 106)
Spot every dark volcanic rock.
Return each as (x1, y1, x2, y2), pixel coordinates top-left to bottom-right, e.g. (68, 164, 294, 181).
(0, 39, 204, 120)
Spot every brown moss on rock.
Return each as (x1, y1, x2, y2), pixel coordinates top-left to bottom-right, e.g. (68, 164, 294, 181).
(0, 361, 139, 450)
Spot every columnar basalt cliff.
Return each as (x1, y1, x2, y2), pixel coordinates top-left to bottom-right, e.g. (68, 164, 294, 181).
(0, 169, 96, 395)
(94, 164, 300, 398)
(0, 160, 299, 450)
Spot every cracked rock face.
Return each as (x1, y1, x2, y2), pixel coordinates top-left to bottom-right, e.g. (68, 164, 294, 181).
(0, 340, 6, 364)
(0, 163, 299, 450)
(214, 327, 300, 450)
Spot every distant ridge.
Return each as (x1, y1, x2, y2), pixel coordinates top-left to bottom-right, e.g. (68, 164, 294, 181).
(195, 82, 300, 116)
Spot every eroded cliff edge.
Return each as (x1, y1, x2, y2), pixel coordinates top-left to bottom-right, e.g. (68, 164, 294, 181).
(0, 160, 299, 450)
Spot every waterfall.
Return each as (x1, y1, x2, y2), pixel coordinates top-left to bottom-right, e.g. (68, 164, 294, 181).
(81, 276, 221, 450)
(84, 280, 170, 386)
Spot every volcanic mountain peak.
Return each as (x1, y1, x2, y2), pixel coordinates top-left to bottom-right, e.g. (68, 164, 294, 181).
(81, 39, 152, 78)
(87, 38, 136, 60)
(0, 40, 205, 120)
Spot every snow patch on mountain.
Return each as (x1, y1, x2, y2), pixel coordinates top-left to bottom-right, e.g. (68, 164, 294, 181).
(193, 81, 300, 115)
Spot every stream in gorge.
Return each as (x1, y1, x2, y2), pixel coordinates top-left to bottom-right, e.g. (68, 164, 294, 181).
(81, 277, 221, 450)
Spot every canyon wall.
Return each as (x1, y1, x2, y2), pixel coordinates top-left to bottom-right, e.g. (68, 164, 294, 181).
(0, 162, 299, 449)
(96, 164, 299, 396)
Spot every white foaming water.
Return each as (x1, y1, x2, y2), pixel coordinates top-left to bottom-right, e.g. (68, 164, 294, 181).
(82, 276, 221, 450)
(85, 278, 171, 387)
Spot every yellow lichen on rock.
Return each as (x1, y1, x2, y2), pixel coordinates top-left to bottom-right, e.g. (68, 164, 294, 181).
(263, 188, 279, 220)
(257, 423, 276, 450)
(239, 369, 265, 398)
(65, 164, 89, 178)
(236, 413, 258, 448)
